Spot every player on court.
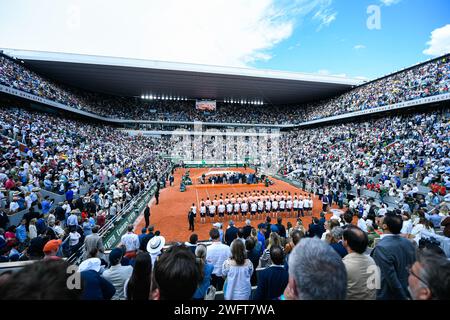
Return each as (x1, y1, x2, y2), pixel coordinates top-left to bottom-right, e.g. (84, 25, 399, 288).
(279, 197, 286, 218)
(257, 198, 264, 220)
(272, 198, 278, 218)
(218, 201, 226, 222)
(234, 201, 240, 219)
(307, 195, 313, 216)
(205, 198, 211, 217)
(265, 198, 271, 218)
(199, 202, 206, 224)
(208, 203, 216, 222)
(298, 196, 305, 217)
(250, 201, 257, 220)
(226, 201, 233, 217)
(293, 196, 299, 218)
(286, 197, 293, 218)
(240, 201, 248, 221)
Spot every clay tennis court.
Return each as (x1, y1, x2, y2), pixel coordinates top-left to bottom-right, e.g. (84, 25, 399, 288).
(135, 167, 345, 243)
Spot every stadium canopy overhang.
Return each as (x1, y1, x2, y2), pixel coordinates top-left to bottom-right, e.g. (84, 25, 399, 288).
(1, 48, 363, 105)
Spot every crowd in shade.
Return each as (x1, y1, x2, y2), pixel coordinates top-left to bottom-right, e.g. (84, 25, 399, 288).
(0, 54, 449, 124)
(0, 106, 172, 262)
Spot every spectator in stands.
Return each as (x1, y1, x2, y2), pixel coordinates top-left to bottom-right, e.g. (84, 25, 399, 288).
(371, 214, 416, 300)
(410, 217, 434, 244)
(342, 226, 377, 300)
(245, 237, 260, 286)
(83, 225, 105, 261)
(0, 260, 81, 300)
(67, 210, 79, 227)
(102, 248, 133, 300)
(254, 245, 289, 300)
(307, 217, 325, 238)
(425, 210, 443, 229)
(79, 257, 115, 300)
(43, 239, 62, 261)
(147, 235, 165, 266)
(275, 217, 286, 238)
(193, 244, 214, 300)
(15, 219, 27, 245)
(257, 223, 267, 253)
(284, 229, 304, 271)
(68, 225, 82, 255)
(151, 245, 199, 300)
(327, 226, 348, 258)
(222, 239, 254, 300)
(139, 225, 154, 251)
(243, 219, 252, 239)
(224, 220, 238, 246)
(236, 228, 245, 245)
(125, 252, 152, 300)
(284, 237, 347, 300)
(260, 232, 282, 268)
(408, 249, 450, 300)
(120, 225, 140, 259)
(185, 233, 198, 254)
(206, 228, 230, 291)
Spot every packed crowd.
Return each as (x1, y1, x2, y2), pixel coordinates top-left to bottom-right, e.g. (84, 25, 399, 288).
(1, 207, 449, 300)
(1, 53, 449, 124)
(278, 108, 450, 217)
(0, 106, 172, 262)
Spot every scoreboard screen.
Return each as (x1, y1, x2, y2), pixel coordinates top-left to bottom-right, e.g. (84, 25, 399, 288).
(196, 100, 216, 111)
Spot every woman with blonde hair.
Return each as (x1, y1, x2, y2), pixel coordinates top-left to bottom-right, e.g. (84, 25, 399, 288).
(259, 232, 282, 267)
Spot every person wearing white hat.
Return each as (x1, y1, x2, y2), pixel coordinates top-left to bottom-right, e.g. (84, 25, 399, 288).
(78, 257, 116, 300)
(147, 235, 165, 266)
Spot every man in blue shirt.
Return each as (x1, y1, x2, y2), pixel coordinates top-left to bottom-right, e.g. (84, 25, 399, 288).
(41, 196, 52, 215)
(16, 219, 27, 244)
(65, 187, 74, 203)
(257, 223, 267, 254)
(425, 211, 443, 229)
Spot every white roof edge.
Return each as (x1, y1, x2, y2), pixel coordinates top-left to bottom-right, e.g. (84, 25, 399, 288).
(0, 48, 362, 86)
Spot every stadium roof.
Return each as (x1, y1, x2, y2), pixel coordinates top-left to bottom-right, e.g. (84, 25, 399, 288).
(1, 48, 363, 105)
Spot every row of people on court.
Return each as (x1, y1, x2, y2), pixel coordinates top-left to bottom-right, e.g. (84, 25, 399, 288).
(191, 193, 315, 221)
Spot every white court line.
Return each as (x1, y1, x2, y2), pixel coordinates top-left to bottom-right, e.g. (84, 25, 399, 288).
(195, 188, 200, 208)
(205, 187, 210, 199)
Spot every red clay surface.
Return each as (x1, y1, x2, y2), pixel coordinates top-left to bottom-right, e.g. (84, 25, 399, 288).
(135, 168, 346, 243)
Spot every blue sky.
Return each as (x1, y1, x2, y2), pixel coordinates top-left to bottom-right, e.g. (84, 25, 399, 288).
(0, 0, 449, 80)
(253, 0, 450, 79)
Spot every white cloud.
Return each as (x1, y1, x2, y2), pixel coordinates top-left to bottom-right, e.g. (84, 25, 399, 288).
(380, 0, 402, 6)
(423, 24, 450, 56)
(354, 44, 366, 50)
(312, 5, 337, 30)
(0, 0, 337, 68)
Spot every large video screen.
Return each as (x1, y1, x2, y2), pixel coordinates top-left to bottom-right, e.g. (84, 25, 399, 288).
(196, 100, 216, 111)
